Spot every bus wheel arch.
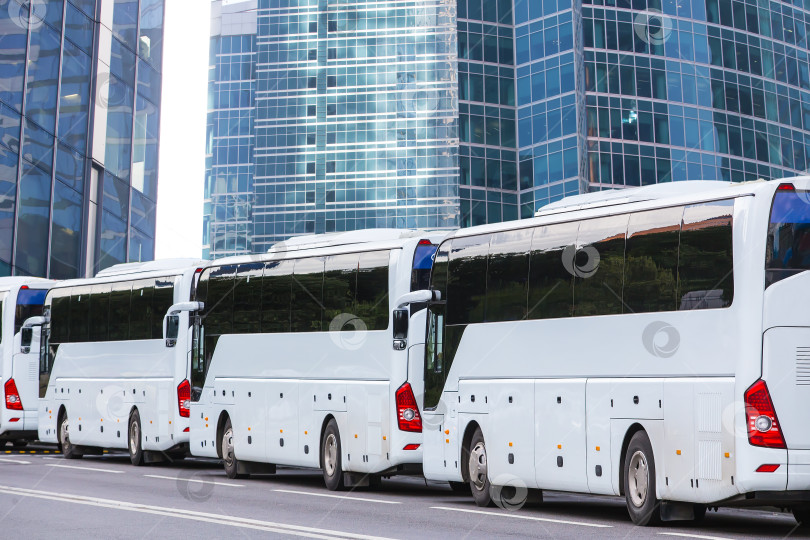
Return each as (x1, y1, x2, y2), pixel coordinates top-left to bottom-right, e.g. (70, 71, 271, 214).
(215, 411, 231, 459)
(618, 422, 646, 497)
(56, 406, 67, 452)
(318, 414, 335, 470)
(460, 421, 481, 485)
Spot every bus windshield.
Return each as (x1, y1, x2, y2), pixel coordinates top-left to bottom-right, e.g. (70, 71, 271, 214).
(766, 188, 810, 287)
(15, 288, 47, 334)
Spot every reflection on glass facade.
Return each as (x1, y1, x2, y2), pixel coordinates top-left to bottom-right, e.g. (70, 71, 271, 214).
(574, 0, 810, 197)
(205, 0, 810, 258)
(0, 0, 163, 278)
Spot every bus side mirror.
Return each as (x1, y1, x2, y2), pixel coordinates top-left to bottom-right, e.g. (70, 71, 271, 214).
(20, 327, 33, 354)
(165, 315, 180, 348)
(392, 309, 408, 350)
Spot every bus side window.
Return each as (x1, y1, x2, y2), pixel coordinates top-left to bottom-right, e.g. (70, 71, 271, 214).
(678, 200, 734, 310)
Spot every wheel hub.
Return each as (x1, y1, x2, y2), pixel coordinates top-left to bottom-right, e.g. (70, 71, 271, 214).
(223, 427, 235, 468)
(628, 450, 649, 508)
(469, 441, 488, 491)
(324, 433, 337, 476)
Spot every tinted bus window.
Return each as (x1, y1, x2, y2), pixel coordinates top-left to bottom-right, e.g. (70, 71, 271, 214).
(324, 254, 359, 328)
(89, 284, 111, 341)
(108, 282, 131, 340)
(678, 200, 734, 310)
(261, 260, 293, 333)
(49, 290, 70, 343)
(766, 189, 810, 287)
(152, 278, 175, 338)
(486, 229, 531, 322)
(205, 265, 236, 336)
(15, 287, 47, 334)
(130, 280, 154, 340)
(447, 235, 490, 325)
(573, 215, 628, 316)
(528, 222, 578, 319)
(291, 258, 324, 332)
(624, 208, 682, 313)
(69, 286, 91, 343)
(356, 251, 389, 331)
(233, 263, 262, 334)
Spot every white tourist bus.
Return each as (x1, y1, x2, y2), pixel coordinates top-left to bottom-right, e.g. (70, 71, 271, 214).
(37, 259, 203, 464)
(188, 229, 443, 489)
(403, 178, 810, 527)
(0, 278, 53, 446)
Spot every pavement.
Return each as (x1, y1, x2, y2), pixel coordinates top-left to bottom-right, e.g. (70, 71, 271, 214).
(0, 447, 805, 539)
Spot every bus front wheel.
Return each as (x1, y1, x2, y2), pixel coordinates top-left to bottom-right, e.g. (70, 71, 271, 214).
(321, 419, 345, 491)
(128, 410, 144, 466)
(59, 414, 82, 460)
(467, 427, 492, 507)
(221, 418, 246, 479)
(623, 430, 661, 526)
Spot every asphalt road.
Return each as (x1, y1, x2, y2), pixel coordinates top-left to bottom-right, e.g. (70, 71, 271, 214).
(0, 447, 805, 539)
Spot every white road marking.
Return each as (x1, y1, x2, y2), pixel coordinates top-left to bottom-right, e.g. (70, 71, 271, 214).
(144, 474, 245, 487)
(431, 506, 612, 528)
(273, 489, 401, 505)
(0, 458, 30, 464)
(46, 464, 124, 474)
(659, 533, 735, 540)
(0, 485, 392, 540)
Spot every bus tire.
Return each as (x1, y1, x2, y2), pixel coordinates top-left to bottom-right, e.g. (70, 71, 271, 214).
(449, 481, 471, 494)
(321, 419, 345, 491)
(221, 418, 246, 479)
(59, 414, 82, 460)
(793, 504, 810, 528)
(693, 504, 707, 522)
(467, 427, 492, 507)
(624, 431, 661, 526)
(128, 410, 144, 466)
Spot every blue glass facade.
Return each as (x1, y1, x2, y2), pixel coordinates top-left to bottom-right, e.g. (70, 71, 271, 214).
(577, 0, 810, 191)
(204, 0, 810, 258)
(0, 0, 163, 277)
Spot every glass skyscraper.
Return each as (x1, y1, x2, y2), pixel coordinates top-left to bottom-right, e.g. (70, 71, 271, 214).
(0, 0, 163, 278)
(204, 0, 810, 258)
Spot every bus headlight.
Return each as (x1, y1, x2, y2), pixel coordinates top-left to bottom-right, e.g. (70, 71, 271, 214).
(755, 415, 773, 432)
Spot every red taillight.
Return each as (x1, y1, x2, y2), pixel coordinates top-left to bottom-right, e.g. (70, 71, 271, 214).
(8, 418, 19, 422)
(744, 379, 786, 449)
(403, 444, 420, 450)
(418, 239, 433, 245)
(395, 382, 422, 433)
(183, 427, 190, 432)
(4, 379, 22, 410)
(777, 183, 795, 191)
(756, 464, 781, 472)
(177, 379, 191, 418)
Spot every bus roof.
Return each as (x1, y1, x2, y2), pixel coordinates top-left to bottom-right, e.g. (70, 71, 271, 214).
(0, 276, 54, 291)
(266, 229, 441, 253)
(445, 176, 810, 241)
(94, 258, 204, 278)
(535, 180, 759, 217)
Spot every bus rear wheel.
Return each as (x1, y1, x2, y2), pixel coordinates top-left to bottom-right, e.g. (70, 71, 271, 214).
(321, 419, 345, 491)
(128, 410, 144, 466)
(221, 419, 245, 479)
(59, 414, 82, 460)
(467, 427, 492, 507)
(624, 430, 661, 526)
